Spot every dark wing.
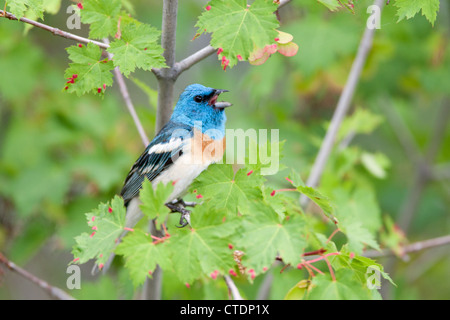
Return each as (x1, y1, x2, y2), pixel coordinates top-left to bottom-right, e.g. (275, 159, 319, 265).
(120, 121, 193, 206)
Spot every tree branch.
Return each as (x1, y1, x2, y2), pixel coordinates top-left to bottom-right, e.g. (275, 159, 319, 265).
(224, 275, 244, 300)
(155, 0, 178, 132)
(363, 235, 450, 259)
(300, 0, 385, 207)
(103, 39, 149, 146)
(0, 252, 75, 300)
(0, 9, 109, 49)
(173, 45, 216, 76)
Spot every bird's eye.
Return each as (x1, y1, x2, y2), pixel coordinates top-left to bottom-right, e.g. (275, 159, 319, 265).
(194, 95, 203, 103)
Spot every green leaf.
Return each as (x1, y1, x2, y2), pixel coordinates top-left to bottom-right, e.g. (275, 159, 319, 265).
(329, 247, 395, 287)
(139, 179, 174, 229)
(190, 164, 263, 215)
(167, 203, 239, 284)
(360, 152, 391, 179)
(64, 43, 114, 96)
(72, 196, 126, 267)
(317, 0, 341, 12)
(81, 0, 122, 38)
(107, 21, 166, 77)
(332, 187, 382, 253)
(284, 280, 311, 300)
(195, 0, 279, 69)
(236, 202, 307, 274)
(8, 0, 44, 19)
(288, 170, 336, 222)
(115, 230, 171, 287)
(306, 269, 375, 300)
(395, 0, 440, 26)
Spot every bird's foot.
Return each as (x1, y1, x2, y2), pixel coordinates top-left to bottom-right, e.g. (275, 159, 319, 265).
(166, 200, 192, 228)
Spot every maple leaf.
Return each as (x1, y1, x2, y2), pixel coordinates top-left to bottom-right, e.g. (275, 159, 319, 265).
(115, 230, 172, 287)
(235, 202, 307, 274)
(64, 43, 114, 96)
(107, 21, 166, 77)
(195, 0, 279, 69)
(139, 179, 174, 229)
(190, 164, 264, 215)
(7, 0, 44, 19)
(317, 0, 342, 12)
(395, 0, 440, 26)
(80, 0, 122, 39)
(72, 196, 126, 267)
(307, 269, 376, 300)
(166, 203, 239, 284)
(288, 170, 337, 222)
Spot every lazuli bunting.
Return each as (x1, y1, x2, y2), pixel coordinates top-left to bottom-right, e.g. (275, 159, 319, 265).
(95, 84, 231, 274)
(122, 83, 231, 228)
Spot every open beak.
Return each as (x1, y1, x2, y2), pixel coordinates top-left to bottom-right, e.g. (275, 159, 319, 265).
(208, 89, 232, 109)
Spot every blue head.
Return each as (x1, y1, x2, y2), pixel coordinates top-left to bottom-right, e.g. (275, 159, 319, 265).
(171, 84, 230, 139)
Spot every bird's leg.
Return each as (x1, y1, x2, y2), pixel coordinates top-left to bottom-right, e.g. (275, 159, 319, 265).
(170, 198, 197, 208)
(165, 201, 191, 228)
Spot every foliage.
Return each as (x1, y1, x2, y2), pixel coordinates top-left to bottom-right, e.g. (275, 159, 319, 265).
(0, 0, 449, 301)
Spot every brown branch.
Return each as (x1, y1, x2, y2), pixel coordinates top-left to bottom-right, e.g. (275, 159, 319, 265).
(0, 252, 75, 300)
(0, 9, 109, 48)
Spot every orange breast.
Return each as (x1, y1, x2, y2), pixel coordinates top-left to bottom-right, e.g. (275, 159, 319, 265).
(192, 129, 226, 164)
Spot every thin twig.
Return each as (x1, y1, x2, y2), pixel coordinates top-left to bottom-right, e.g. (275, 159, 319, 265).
(300, 0, 385, 207)
(224, 275, 244, 300)
(0, 252, 75, 300)
(173, 45, 216, 76)
(364, 234, 450, 259)
(103, 39, 149, 146)
(0, 9, 109, 48)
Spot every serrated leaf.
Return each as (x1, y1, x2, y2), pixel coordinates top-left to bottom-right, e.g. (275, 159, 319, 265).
(72, 196, 126, 266)
(8, 0, 44, 19)
(306, 269, 375, 300)
(195, 0, 279, 69)
(287, 169, 337, 222)
(107, 21, 166, 77)
(317, 0, 342, 12)
(139, 179, 173, 229)
(329, 247, 395, 287)
(236, 202, 307, 273)
(190, 164, 264, 215)
(115, 230, 171, 287)
(64, 43, 114, 96)
(395, 0, 440, 26)
(81, 0, 122, 38)
(167, 203, 238, 284)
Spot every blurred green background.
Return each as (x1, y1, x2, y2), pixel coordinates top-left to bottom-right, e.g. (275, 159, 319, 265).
(0, 0, 449, 299)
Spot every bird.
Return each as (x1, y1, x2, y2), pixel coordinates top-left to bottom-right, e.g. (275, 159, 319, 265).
(121, 83, 231, 229)
(95, 84, 231, 274)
